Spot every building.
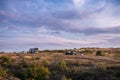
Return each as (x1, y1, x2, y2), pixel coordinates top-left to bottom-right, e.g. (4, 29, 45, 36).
(29, 48, 39, 54)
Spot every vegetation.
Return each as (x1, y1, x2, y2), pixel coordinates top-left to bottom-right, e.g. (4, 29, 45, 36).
(0, 56, 12, 66)
(96, 50, 103, 56)
(0, 48, 119, 80)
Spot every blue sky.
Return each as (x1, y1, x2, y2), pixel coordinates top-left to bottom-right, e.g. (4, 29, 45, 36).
(0, 0, 120, 51)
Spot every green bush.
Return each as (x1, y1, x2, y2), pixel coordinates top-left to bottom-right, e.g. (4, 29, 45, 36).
(0, 56, 12, 66)
(58, 61, 67, 70)
(27, 66, 50, 80)
(16, 63, 50, 80)
(52, 60, 67, 71)
(96, 51, 105, 56)
(0, 66, 8, 78)
(41, 59, 50, 67)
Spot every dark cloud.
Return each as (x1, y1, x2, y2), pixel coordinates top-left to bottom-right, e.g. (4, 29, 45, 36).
(108, 0, 120, 5)
(79, 26, 120, 35)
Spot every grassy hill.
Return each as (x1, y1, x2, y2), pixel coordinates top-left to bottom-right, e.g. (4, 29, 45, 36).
(0, 48, 120, 80)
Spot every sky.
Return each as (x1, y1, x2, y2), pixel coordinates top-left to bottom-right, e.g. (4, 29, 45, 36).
(0, 0, 120, 51)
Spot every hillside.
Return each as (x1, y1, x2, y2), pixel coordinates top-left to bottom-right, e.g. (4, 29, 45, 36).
(0, 48, 120, 80)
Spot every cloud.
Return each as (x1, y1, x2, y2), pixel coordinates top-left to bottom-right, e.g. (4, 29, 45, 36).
(1, 31, 120, 51)
(0, 0, 120, 51)
(73, 0, 86, 8)
(0, 33, 101, 50)
(1, 0, 120, 32)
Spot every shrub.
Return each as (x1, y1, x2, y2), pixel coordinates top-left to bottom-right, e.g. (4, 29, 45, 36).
(41, 59, 50, 67)
(27, 66, 50, 80)
(0, 66, 8, 78)
(114, 53, 120, 58)
(52, 60, 67, 71)
(95, 65, 107, 71)
(16, 63, 50, 80)
(96, 51, 105, 56)
(0, 56, 12, 66)
(60, 75, 67, 80)
(58, 61, 67, 70)
(82, 50, 93, 54)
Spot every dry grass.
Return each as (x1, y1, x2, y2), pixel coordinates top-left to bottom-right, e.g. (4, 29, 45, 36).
(0, 50, 120, 80)
(1, 52, 119, 66)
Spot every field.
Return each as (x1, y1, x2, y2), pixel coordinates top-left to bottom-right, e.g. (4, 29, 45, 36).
(0, 48, 120, 80)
